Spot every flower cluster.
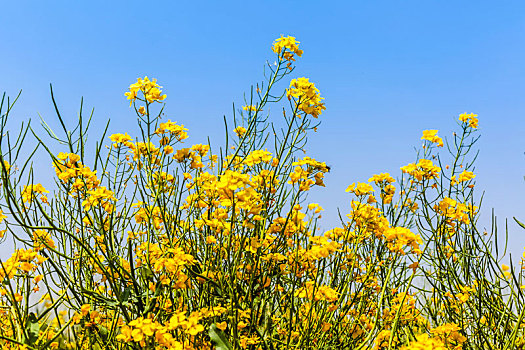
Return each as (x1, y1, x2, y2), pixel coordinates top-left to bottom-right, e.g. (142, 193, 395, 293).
(295, 281, 339, 303)
(288, 156, 329, 191)
(451, 169, 476, 186)
(287, 77, 326, 118)
(272, 35, 303, 63)
(401, 158, 441, 181)
(82, 186, 116, 213)
(345, 182, 374, 196)
(53, 152, 100, 195)
(234, 126, 247, 137)
(21, 183, 49, 204)
(421, 129, 444, 147)
(383, 226, 423, 255)
(125, 76, 167, 106)
(242, 105, 257, 112)
(435, 197, 478, 226)
(109, 132, 133, 148)
(401, 333, 447, 350)
(155, 120, 189, 141)
(430, 323, 467, 348)
(32, 229, 55, 251)
(0, 249, 46, 280)
(459, 112, 478, 129)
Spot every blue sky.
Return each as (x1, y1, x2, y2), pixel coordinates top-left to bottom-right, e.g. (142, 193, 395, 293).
(1, 1, 524, 259)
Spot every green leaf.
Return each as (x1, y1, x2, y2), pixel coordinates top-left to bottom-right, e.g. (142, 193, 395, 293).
(209, 324, 233, 350)
(97, 325, 109, 341)
(140, 267, 154, 281)
(25, 312, 40, 345)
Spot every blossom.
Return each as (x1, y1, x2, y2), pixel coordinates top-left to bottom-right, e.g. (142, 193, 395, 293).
(234, 126, 247, 137)
(21, 184, 49, 203)
(32, 229, 56, 251)
(421, 129, 443, 147)
(287, 78, 326, 118)
(0, 209, 7, 224)
(400, 333, 447, 350)
(459, 112, 478, 129)
(430, 323, 467, 347)
(1, 160, 11, 174)
(272, 35, 303, 62)
(82, 186, 116, 213)
(307, 203, 324, 214)
(294, 281, 339, 303)
(125, 76, 167, 106)
(109, 133, 133, 148)
(451, 170, 476, 185)
(401, 159, 441, 181)
(243, 149, 272, 167)
(80, 304, 91, 316)
(345, 182, 374, 196)
(435, 197, 478, 226)
(381, 184, 396, 204)
(53, 153, 101, 196)
(155, 120, 188, 141)
(368, 172, 395, 184)
(383, 226, 423, 255)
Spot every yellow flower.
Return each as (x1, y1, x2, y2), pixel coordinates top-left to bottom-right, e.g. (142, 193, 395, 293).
(381, 184, 396, 204)
(421, 129, 443, 147)
(295, 281, 339, 302)
(502, 264, 512, 278)
(383, 226, 423, 255)
(435, 197, 477, 225)
(33, 274, 43, 284)
(272, 35, 303, 61)
(346, 182, 374, 196)
(307, 203, 324, 214)
(155, 120, 188, 141)
(287, 78, 326, 118)
(430, 323, 467, 346)
(401, 159, 441, 181)
(21, 184, 49, 203)
(82, 186, 116, 213)
(0, 209, 7, 224)
(125, 77, 167, 106)
(451, 170, 476, 185)
(80, 304, 91, 316)
(234, 126, 247, 137)
(184, 315, 204, 335)
(32, 229, 56, 251)
(109, 133, 133, 148)
(1, 160, 11, 174)
(457, 170, 475, 182)
(459, 112, 478, 129)
(368, 172, 395, 184)
(400, 333, 447, 350)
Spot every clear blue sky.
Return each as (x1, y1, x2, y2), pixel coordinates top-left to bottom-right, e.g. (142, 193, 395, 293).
(1, 1, 524, 259)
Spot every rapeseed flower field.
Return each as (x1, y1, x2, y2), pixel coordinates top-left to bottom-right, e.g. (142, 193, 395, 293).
(0, 36, 524, 350)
